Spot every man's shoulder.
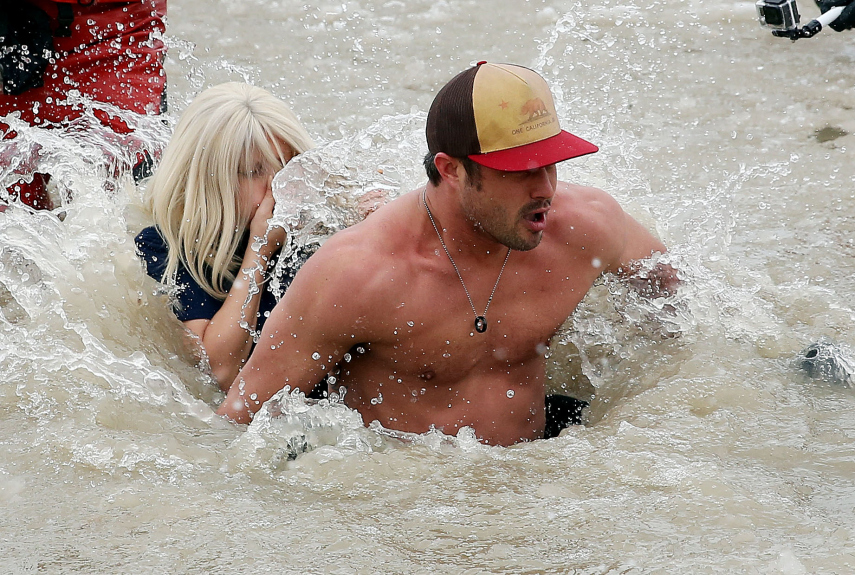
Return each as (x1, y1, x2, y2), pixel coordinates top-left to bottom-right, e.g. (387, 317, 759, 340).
(555, 183, 622, 216)
(307, 226, 393, 276)
(551, 183, 625, 236)
(294, 191, 420, 288)
(322, 192, 415, 251)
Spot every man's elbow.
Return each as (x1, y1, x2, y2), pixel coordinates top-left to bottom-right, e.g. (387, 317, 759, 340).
(216, 396, 253, 425)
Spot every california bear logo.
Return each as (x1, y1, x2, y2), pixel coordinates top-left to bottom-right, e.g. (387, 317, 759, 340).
(520, 98, 549, 121)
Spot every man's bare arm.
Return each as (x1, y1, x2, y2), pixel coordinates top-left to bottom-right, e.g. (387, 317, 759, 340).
(216, 244, 370, 424)
(608, 207, 679, 298)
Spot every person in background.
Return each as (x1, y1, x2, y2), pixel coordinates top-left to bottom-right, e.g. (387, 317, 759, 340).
(816, 0, 855, 30)
(135, 83, 314, 392)
(0, 0, 167, 210)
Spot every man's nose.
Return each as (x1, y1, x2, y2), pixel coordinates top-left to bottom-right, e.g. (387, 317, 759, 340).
(530, 166, 557, 199)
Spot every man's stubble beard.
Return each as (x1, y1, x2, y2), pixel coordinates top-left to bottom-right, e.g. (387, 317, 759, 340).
(460, 180, 545, 252)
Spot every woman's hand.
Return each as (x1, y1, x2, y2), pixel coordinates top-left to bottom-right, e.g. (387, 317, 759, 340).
(249, 185, 287, 258)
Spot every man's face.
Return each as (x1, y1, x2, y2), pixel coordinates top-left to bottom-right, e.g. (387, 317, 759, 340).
(460, 163, 558, 251)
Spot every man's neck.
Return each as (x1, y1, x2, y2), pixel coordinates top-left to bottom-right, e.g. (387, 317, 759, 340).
(422, 185, 508, 262)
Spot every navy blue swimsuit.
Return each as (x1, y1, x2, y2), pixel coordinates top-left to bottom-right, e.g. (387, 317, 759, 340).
(135, 226, 300, 334)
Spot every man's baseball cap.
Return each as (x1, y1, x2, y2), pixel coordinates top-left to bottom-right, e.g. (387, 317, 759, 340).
(426, 62, 598, 172)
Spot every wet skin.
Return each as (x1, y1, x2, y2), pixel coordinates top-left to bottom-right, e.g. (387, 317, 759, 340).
(183, 149, 291, 390)
(218, 157, 674, 445)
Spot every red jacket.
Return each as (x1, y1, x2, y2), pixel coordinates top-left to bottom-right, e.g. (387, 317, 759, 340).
(1, 0, 167, 131)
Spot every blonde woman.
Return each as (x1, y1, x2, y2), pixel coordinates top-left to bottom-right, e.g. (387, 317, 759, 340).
(135, 83, 314, 392)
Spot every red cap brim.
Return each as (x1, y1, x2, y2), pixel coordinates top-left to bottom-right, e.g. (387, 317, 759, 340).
(468, 130, 599, 172)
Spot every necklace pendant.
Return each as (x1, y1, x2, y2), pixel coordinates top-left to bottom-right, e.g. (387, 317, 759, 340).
(474, 316, 487, 333)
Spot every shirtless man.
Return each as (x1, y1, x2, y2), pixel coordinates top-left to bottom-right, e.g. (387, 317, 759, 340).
(217, 62, 677, 446)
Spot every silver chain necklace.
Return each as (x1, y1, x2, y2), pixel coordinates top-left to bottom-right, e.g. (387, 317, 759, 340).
(422, 189, 511, 334)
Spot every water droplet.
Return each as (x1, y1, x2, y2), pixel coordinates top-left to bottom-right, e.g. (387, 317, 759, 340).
(344, 353, 352, 362)
(250, 393, 258, 401)
(507, 390, 515, 398)
(407, 321, 414, 327)
(312, 352, 321, 360)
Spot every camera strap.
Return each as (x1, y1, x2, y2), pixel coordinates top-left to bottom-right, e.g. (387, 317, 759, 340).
(55, 4, 74, 38)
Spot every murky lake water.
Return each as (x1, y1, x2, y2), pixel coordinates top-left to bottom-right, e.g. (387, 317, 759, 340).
(2, 0, 855, 572)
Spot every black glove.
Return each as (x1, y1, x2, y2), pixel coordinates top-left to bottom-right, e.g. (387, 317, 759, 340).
(0, 2, 54, 95)
(816, 0, 855, 31)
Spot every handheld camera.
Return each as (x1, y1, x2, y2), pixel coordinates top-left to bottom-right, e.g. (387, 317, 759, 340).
(756, 0, 801, 30)
(756, 0, 846, 40)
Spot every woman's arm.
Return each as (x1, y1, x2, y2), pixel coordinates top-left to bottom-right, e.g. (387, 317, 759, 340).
(187, 187, 286, 392)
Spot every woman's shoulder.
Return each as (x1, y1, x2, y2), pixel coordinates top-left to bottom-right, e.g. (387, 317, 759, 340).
(134, 226, 170, 278)
(134, 225, 223, 320)
(134, 225, 169, 254)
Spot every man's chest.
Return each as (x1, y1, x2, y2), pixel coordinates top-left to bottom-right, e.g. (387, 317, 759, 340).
(359, 257, 597, 378)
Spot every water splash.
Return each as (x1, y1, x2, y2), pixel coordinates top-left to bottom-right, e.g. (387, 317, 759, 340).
(258, 112, 428, 305)
(227, 386, 384, 474)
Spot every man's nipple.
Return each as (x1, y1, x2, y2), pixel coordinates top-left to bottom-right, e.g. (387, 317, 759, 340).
(418, 370, 436, 381)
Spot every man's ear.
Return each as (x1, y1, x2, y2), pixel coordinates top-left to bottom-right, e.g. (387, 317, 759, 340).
(433, 153, 462, 185)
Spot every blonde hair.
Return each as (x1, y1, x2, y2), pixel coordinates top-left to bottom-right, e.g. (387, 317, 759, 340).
(146, 82, 314, 300)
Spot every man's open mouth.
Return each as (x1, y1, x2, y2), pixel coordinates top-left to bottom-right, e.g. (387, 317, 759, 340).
(522, 207, 549, 232)
(526, 211, 546, 223)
